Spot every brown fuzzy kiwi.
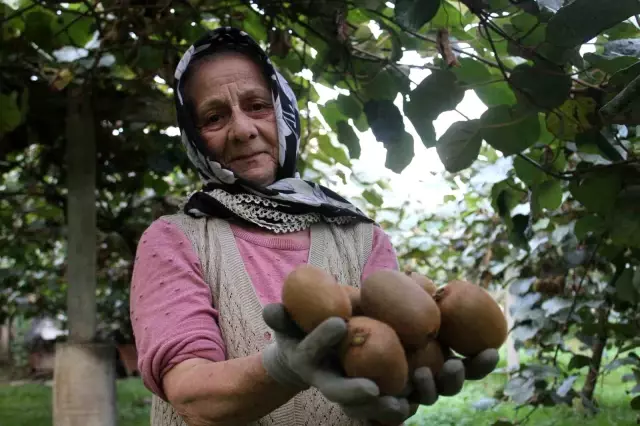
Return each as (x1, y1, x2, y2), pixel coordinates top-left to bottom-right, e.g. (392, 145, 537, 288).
(360, 269, 441, 349)
(339, 316, 408, 395)
(434, 280, 507, 357)
(406, 339, 445, 377)
(341, 286, 364, 315)
(282, 265, 352, 333)
(408, 272, 438, 296)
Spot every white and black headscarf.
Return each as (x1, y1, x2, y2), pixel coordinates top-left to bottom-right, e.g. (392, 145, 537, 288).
(173, 27, 373, 233)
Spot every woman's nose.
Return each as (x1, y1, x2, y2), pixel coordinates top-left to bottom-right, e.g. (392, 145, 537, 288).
(228, 108, 258, 142)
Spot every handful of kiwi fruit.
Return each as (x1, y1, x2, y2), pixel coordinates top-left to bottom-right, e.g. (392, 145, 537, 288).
(280, 265, 507, 396)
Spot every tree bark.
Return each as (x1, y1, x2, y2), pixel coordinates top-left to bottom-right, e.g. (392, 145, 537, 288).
(53, 86, 116, 426)
(581, 307, 609, 401)
(64, 86, 97, 342)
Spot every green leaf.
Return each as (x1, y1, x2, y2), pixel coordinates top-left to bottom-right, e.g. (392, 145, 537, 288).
(615, 267, 638, 304)
(430, 0, 464, 30)
(546, 0, 640, 49)
(363, 99, 405, 147)
(610, 209, 640, 248)
(568, 354, 592, 370)
(575, 215, 608, 240)
(569, 171, 622, 216)
(362, 188, 384, 207)
(546, 98, 597, 140)
(452, 58, 494, 85)
(24, 9, 55, 51)
(404, 70, 465, 148)
(317, 134, 350, 167)
(395, 0, 441, 31)
(335, 94, 363, 120)
(576, 130, 624, 162)
(336, 121, 361, 159)
(509, 63, 572, 111)
(436, 120, 483, 173)
(0, 92, 23, 136)
(514, 155, 546, 186)
(475, 81, 517, 107)
(362, 67, 408, 101)
(52, 11, 94, 47)
(319, 100, 345, 131)
(609, 62, 640, 88)
(385, 131, 415, 173)
(480, 106, 541, 155)
(583, 53, 639, 75)
(632, 395, 640, 410)
(533, 180, 563, 212)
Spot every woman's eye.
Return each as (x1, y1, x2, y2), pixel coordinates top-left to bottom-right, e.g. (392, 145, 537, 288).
(251, 103, 265, 111)
(206, 114, 222, 123)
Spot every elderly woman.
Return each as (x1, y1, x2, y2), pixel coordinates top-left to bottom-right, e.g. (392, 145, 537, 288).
(130, 27, 498, 426)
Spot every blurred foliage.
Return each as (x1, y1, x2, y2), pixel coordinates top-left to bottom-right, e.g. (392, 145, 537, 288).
(1, 0, 640, 419)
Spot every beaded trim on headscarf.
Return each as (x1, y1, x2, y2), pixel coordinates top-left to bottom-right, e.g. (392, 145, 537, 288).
(173, 27, 373, 233)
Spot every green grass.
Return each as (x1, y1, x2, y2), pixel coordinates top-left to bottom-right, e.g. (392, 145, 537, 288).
(0, 378, 153, 426)
(1, 353, 637, 426)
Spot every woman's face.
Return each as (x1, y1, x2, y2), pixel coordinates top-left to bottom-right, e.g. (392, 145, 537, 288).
(186, 52, 279, 186)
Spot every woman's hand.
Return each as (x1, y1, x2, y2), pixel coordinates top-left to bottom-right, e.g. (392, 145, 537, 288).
(261, 303, 412, 424)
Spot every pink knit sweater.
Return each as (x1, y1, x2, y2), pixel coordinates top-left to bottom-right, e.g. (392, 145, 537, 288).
(130, 218, 399, 400)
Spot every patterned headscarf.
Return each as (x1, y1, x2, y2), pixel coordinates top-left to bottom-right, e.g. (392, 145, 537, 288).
(173, 27, 373, 233)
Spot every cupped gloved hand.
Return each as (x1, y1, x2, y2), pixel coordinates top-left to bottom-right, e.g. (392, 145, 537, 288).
(261, 303, 412, 424)
(403, 346, 500, 407)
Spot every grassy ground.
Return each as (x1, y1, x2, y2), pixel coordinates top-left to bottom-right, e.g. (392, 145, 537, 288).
(1, 348, 637, 426)
(0, 378, 152, 426)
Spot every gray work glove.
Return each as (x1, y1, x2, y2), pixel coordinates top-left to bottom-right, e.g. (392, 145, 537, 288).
(404, 348, 500, 406)
(261, 303, 411, 424)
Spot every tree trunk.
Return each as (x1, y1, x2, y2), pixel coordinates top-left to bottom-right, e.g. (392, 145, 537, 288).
(53, 86, 116, 426)
(581, 307, 609, 401)
(504, 290, 520, 374)
(0, 316, 11, 368)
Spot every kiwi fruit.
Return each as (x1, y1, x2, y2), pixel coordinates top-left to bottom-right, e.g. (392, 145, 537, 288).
(406, 339, 445, 377)
(360, 269, 441, 348)
(434, 280, 507, 357)
(282, 265, 352, 333)
(408, 272, 438, 296)
(341, 286, 364, 315)
(339, 316, 408, 395)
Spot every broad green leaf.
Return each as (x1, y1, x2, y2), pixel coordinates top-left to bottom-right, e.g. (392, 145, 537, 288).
(568, 355, 592, 370)
(569, 171, 622, 216)
(605, 22, 640, 40)
(52, 11, 94, 47)
(430, 0, 464, 30)
(514, 155, 546, 185)
(615, 267, 638, 304)
(452, 58, 494, 86)
(394, 0, 441, 31)
(404, 70, 465, 148)
(610, 209, 640, 248)
(575, 214, 608, 240)
(533, 180, 563, 212)
(609, 62, 640, 88)
(583, 53, 639, 75)
(24, 9, 55, 51)
(363, 99, 405, 147)
(509, 63, 572, 111)
(576, 130, 624, 162)
(385, 131, 415, 173)
(0, 92, 22, 136)
(353, 113, 369, 132)
(475, 81, 517, 107)
(362, 68, 407, 101)
(362, 189, 384, 207)
(319, 100, 345, 131)
(336, 120, 361, 159)
(546, 98, 597, 140)
(546, 0, 640, 49)
(436, 120, 483, 172)
(317, 134, 350, 167)
(632, 395, 640, 410)
(335, 94, 363, 120)
(480, 105, 541, 155)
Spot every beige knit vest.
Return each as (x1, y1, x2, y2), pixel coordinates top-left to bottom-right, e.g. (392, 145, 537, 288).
(150, 213, 381, 426)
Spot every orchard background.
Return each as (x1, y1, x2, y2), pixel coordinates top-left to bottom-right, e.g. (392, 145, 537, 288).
(1, 0, 639, 424)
